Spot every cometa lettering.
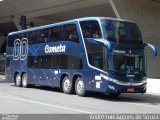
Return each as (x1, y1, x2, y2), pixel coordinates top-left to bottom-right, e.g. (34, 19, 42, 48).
(45, 44, 66, 53)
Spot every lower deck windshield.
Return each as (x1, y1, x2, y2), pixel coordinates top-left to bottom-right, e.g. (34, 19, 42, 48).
(112, 50, 146, 75)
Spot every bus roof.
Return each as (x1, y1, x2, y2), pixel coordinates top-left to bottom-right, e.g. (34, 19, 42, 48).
(8, 17, 135, 36)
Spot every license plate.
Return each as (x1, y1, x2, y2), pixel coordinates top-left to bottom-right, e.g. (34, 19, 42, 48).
(127, 88, 135, 92)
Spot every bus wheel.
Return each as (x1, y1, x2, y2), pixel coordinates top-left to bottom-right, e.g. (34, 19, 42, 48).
(75, 77, 87, 97)
(22, 73, 28, 88)
(109, 93, 121, 97)
(15, 73, 22, 87)
(62, 76, 72, 94)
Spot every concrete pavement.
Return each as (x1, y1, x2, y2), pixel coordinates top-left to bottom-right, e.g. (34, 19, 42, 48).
(0, 82, 160, 114)
(147, 78, 160, 95)
(0, 75, 160, 120)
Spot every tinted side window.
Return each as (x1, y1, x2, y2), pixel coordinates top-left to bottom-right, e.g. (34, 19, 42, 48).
(92, 52, 104, 69)
(7, 36, 14, 47)
(59, 55, 83, 69)
(27, 56, 33, 68)
(27, 55, 83, 69)
(59, 55, 67, 69)
(28, 32, 32, 44)
(19, 33, 27, 39)
(85, 40, 105, 70)
(63, 24, 79, 43)
(41, 56, 52, 69)
(66, 55, 83, 69)
(52, 55, 60, 69)
(38, 28, 49, 43)
(40, 56, 60, 69)
(80, 21, 101, 38)
(50, 26, 62, 42)
(29, 31, 38, 44)
(8, 34, 20, 47)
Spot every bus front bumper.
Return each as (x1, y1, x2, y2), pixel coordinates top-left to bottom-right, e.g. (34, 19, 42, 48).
(94, 74, 147, 94)
(105, 80, 147, 94)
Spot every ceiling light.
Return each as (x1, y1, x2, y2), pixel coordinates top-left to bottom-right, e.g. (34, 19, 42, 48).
(0, 0, 4, 1)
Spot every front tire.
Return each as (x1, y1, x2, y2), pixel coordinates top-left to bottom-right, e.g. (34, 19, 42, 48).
(62, 76, 72, 94)
(22, 73, 28, 88)
(15, 73, 22, 87)
(75, 77, 87, 97)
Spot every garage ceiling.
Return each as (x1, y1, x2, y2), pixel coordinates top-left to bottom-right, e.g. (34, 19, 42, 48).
(0, 0, 116, 33)
(0, 0, 110, 23)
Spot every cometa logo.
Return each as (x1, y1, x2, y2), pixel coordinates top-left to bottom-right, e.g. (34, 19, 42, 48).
(45, 44, 66, 53)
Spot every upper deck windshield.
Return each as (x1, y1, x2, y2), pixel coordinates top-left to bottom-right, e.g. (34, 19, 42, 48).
(80, 19, 142, 43)
(101, 19, 142, 42)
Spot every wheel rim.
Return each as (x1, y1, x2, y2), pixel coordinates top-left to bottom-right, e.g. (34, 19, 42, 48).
(63, 78, 71, 92)
(22, 74, 27, 87)
(16, 75, 21, 86)
(76, 80, 84, 94)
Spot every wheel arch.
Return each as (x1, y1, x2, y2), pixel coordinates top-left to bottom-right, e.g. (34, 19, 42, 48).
(14, 71, 20, 83)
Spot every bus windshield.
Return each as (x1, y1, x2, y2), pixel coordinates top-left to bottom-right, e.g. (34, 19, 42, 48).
(81, 20, 146, 75)
(101, 19, 142, 42)
(111, 50, 146, 75)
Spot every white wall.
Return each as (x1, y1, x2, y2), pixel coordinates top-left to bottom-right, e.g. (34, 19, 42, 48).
(112, 0, 160, 78)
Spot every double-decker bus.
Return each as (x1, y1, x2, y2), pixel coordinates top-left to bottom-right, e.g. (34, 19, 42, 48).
(6, 17, 157, 97)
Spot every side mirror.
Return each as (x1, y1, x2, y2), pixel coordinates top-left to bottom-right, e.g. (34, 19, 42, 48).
(144, 43, 157, 59)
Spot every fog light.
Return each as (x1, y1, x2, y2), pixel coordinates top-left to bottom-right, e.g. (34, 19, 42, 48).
(108, 85, 115, 91)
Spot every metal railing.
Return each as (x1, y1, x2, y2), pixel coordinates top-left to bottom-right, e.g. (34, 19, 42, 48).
(0, 54, 5, 75)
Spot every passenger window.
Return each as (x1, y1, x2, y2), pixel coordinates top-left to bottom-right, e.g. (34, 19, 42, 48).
(19, 33, 24, 39)
(7, 35, 14, 47)
(59, 55, 67, 69)
(85, 40, 105, 70)
(27, 56, 33, 68)
(80, 21, 101, 38)
(67, 55, 83, 69)
(39, 28, 49, 43)
(63, 24, 79, 43)
(27, 55, 83, 69)
(50, 26, 62, 42)
(28, 32, 32, 44)
(29, 31, 38, 44)
(52, 55, 60, 69)
(33, 57, 39, 68)
(92, 53, 104, 69)
(36, 30, 40, 44)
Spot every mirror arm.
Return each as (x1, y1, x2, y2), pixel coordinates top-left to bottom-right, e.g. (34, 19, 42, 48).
(144, 43, 157, 58)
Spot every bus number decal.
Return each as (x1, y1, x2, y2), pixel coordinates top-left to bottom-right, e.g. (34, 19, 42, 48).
(13, 38, 28, 60)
